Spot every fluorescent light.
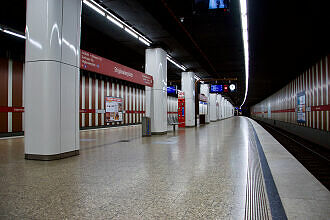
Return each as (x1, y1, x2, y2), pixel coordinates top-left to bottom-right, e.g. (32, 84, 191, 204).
(138, 37, 150, 46)
(167, 56, 186, 71)
(83, 0, 105, 16)
(239, 0, 249, 108)
(139, 36, 152, 44)
(107, 15, 124, 28)
(194, 75, 201, 81)
(83, 0, 154, 48)
(124, 27, 138, 38)
(2, 29, 26, 39)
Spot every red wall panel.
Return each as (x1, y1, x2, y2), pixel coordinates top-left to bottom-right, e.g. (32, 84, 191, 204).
(0, 58, 8, 133)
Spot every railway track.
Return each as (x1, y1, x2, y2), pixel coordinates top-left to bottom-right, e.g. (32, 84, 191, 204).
(256, 120, 330, 191)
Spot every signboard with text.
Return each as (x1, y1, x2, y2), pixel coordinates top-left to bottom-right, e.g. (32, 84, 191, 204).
(297, 92, 306, 123)
(81, 50, 153, 87)
(105, 97, 123, 123)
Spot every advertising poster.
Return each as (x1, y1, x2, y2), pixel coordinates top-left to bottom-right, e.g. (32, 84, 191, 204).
(105, 97, 123, 123)
(297, 91, 306, 123)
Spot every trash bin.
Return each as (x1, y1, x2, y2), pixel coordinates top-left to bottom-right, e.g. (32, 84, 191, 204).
(200, 114, 206, 125)
(142, 117, 151, 136)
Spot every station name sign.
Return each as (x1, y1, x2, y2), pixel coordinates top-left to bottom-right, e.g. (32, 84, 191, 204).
(80, 50, 153, 87)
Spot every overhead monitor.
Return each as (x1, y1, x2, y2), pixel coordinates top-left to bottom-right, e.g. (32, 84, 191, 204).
(167, 86, 176, 94)
(208, 0, 229, 9)
(210, 85, 223, 93)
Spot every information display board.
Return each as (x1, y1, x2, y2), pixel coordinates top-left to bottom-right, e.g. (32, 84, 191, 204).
(105, 97, 123, 123)
(297, 91, 306, 123)
(210, 85, 223, 93)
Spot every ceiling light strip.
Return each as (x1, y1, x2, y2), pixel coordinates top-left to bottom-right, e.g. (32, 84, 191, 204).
(0, 27, 26, 39)
(239, 0, 249, 108)
(83, 0, 151, 45)
(167, 55, 186, 71)
(84, 0, 187, 72)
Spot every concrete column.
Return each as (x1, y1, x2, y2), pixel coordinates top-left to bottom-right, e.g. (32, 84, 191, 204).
(200, 84, 210, 123)
(217, 94, 222, 120)
(145, 48, 167, 134)
(210, 93, 217, 121)
(221, 97, 226, 119)
(25, 0, 81, 160)
(181, 72, 195, 127)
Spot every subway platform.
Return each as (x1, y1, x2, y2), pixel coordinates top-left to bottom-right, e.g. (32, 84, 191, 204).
(0, 117, 329, 219)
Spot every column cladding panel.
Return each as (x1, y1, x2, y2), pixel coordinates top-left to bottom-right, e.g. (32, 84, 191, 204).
(210, 94, 217, 121)
(145, 48, 167, 133)
(25, 0, 81, 157)
(181, 72, 195, 126)
(200, 84, 210, 123)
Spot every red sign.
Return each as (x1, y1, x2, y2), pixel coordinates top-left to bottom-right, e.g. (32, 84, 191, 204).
(178, 98, 185, 127)
(80, 50, 153, 87)
(223, 85, 228, 92)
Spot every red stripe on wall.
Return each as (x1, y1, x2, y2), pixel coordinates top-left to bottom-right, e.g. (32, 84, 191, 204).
(80, 73, 82, 128)
(0, 58, 8, 133)
(98, 79, 102, 126)
(12, 61, 23, 132)
(85, 75, 89, 127)
(92, 77, 96, 126)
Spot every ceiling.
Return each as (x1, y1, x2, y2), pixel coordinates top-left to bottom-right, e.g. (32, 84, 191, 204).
(0, 0, 329, 108)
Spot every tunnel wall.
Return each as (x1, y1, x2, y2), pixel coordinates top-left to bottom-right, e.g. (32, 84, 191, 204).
(251, 55, 330, 147)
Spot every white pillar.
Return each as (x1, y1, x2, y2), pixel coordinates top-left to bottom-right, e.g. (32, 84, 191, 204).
(200, 84, 210, 123)
(181, 72, 195, 127)
(210, 93, 217, 121)
(217, 94, 222, 120)
(145, 48, 167, 134)
(25, 0, 81, 160)
(221, 97, 225, 119)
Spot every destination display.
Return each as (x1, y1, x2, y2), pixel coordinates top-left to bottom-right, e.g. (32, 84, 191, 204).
(210, 85, 223, 93)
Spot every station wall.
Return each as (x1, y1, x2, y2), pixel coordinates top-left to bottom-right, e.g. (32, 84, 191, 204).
(0, 58, 147, 135)
(251, 55, 329, 132)
(167, 96, 178, 116)
(79, 71, 146, 128)
(0, 58, 24, 134)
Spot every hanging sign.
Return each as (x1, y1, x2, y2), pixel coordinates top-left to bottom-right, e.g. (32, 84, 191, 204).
(80, 50, 153, 87)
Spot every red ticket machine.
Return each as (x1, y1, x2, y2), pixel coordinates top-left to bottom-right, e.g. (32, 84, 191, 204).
(178, 91, 185, 127)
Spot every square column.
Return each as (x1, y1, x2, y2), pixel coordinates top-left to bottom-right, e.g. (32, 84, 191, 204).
(181, 72, 195, 127)
(210, 94, 217, 121)
(145, 48, 167, 134)
(200, 84, 210, 123)
(24, 0, 81, 160)
(217, 94, 222, 120)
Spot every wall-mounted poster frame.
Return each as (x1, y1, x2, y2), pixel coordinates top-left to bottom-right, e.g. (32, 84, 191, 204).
(297, 91, 306, 123)
(105, 97, 123, 123)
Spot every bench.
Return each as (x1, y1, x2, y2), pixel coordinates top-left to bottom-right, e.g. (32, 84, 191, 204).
(168, 114, 179, 131)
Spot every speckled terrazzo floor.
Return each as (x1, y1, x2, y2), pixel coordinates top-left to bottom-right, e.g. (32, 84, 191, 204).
(0, 117, 249, 219)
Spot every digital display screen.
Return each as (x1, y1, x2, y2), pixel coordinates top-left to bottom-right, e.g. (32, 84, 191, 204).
(167, 86, 176, 94)
(209, 0, 228, 9)
(210, 85, 223, 93)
